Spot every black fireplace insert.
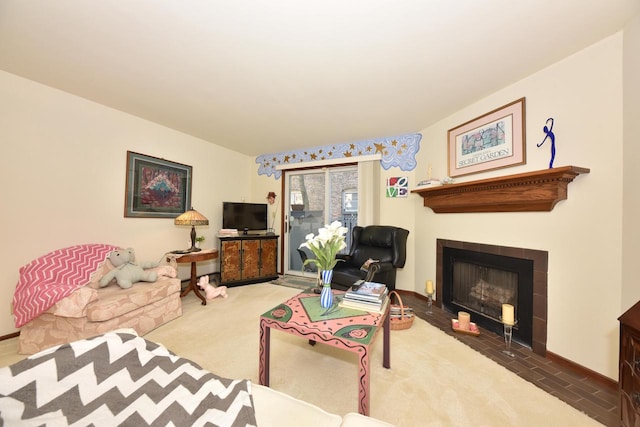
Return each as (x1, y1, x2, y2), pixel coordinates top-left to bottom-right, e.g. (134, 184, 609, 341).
(442, 246, 533, 347)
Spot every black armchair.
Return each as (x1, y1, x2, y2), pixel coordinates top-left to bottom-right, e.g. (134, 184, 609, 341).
(331, 225, 409, 291)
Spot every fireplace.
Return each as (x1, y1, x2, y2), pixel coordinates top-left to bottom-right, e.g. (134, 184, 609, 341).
(436, 239, 548, 356)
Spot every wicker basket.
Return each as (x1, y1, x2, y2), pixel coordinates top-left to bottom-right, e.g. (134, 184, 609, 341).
(389, 290, 414, 330)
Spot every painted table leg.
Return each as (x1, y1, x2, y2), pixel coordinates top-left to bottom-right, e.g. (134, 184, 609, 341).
(358, 349, 371, 416)
(259, 320, 270, 386)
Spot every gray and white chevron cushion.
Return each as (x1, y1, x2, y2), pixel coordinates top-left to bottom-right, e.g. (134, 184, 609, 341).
(0, 329, 257, 426)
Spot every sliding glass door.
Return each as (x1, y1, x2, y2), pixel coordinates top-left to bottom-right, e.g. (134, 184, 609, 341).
(284, 166, 358, 277)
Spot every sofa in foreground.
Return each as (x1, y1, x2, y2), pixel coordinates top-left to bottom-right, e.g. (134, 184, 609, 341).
(0, 329, 394, 427)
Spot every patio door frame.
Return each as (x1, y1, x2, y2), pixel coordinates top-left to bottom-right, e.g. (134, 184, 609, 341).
(282, 164, 358, 278)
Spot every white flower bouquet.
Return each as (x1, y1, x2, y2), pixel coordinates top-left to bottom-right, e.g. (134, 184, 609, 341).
(299, 221, 348, 272)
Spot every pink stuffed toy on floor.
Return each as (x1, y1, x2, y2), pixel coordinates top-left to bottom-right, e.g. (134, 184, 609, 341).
(197, 275, 228, 300)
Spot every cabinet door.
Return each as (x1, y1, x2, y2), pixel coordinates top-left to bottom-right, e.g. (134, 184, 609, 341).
(260, 239, 278, 277)
(621, 327, 640, 426)
(241, 239, 261, 279)
(220, 240, 241, 282)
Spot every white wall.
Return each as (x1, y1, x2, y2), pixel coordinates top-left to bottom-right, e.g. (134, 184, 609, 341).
(378, 170, 416, 292)
(622, 14, 640, 312)
(0, 70, 253, 336)
(412, 33, 625, 379)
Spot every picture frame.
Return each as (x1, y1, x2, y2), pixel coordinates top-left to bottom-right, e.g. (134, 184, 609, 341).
(448, 97, 526, 178)
(124, 151, 192, 218)
(386, 177, 409, 198)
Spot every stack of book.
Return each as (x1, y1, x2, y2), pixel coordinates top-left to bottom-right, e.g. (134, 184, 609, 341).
(218, 228, 239, 237)
(339, 281, 389, 313)
(390, 304, 414, 320)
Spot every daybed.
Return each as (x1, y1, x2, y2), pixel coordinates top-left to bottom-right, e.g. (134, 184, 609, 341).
(0, 329, 394, 427)
(13, 244, 182, 355)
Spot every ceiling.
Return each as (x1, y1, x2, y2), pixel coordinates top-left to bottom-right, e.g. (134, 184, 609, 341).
(1, 1, 638, 156)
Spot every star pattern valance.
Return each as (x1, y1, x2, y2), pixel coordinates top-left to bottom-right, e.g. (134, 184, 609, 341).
(256, 133, 422, 179)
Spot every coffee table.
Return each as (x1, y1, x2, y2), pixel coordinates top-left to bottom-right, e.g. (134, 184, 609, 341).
(258, 290, 390, 416)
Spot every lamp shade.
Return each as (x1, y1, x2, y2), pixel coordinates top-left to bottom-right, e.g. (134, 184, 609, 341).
(174, 208, 209, 226)
(174, 208, 209, 253)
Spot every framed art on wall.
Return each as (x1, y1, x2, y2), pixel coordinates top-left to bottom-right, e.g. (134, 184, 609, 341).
(386, 177, 409, 198)
(448, 97, 526, 178)
(124, 151, 192, 218)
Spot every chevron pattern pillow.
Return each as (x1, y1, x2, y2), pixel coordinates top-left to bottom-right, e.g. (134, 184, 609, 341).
(0, 330, 257, 426)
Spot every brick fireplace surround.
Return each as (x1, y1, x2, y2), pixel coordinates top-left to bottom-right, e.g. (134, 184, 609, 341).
(436, 239, 548, 356)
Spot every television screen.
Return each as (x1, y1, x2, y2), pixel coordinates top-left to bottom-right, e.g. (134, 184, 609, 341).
(222, 202, 268, 233)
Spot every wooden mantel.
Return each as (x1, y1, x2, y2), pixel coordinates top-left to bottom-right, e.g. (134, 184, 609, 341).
(412, 166, 590, 213)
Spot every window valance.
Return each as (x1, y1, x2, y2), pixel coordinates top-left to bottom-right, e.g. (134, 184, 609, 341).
(255, 133, 422, 179)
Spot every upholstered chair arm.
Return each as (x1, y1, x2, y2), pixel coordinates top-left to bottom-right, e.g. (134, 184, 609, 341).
(372, 261, 394, 274)
(336, 253, 352, 263)
(363, 262, 381, 282)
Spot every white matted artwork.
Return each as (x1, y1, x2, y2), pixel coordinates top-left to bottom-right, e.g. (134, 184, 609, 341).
(448, 98, 526, 177)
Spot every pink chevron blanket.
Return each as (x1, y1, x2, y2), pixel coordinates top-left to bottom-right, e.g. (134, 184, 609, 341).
(13, 244, 119, 328)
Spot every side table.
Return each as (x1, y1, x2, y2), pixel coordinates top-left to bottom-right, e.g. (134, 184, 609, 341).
(167, 250, 218, 305)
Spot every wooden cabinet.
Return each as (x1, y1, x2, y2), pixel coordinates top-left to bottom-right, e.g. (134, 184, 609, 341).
(619, 300, 640, 426)
(219, 235, 278, 286)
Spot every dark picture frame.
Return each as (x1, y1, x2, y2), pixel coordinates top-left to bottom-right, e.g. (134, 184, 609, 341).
(448, 98, 526, 178)
(124, 151, 192, 218)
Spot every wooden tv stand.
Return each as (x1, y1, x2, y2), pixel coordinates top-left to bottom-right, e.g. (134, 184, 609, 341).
(218, 234, 279, 286)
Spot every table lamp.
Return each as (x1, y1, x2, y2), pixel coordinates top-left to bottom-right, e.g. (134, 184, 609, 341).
(174, 207, 209, 252)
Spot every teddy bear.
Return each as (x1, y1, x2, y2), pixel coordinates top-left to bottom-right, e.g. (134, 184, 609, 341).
(99, 247, 162, 289)
(197, 275, 228, 300)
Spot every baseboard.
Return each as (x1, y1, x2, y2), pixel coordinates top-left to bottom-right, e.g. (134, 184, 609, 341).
(545, 351, 618, 391)
(397, 289, 619, 392)
(0, 331, 19, 341)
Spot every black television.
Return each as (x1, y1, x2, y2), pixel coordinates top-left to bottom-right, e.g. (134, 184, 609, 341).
(222, 202, 268, 234)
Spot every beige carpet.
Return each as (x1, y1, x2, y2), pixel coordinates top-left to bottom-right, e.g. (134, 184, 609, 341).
(0, 283, 601, 426)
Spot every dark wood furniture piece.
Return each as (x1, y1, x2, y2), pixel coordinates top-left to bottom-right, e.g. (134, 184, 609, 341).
(172, 249, 218, 306)
(259, 290, 390, 416)
(619, 300, 640, 426)
(218, 235, 278, 286)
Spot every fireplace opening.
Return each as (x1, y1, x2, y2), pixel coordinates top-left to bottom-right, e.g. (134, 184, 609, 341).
(442, 247, 533, 348)
(437, 239, 548, 355)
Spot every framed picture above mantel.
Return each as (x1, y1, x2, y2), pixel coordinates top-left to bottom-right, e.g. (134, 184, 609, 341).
(448, 97, 526, 178)
(124, 151, 192, 218)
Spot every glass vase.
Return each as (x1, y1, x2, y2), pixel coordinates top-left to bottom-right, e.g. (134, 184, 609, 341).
(319, 269, 334, 309)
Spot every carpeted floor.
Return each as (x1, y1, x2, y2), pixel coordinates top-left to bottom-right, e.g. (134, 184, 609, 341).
(0, 281, 603, 426)
(148, 283, 600, 426)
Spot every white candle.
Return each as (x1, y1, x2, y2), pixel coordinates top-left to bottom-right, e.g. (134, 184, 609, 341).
(426, 280, 434, 294)
(502, 304, 515, 325)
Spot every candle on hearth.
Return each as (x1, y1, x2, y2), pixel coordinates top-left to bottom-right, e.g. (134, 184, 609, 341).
(502, 304, 515, 325)
(426, 280, 434, 294)
(458, 311, 470, 331)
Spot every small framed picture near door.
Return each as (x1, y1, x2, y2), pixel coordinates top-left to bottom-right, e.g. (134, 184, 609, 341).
(124, 151, 192, 218)
(448, 97, 526, 178)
